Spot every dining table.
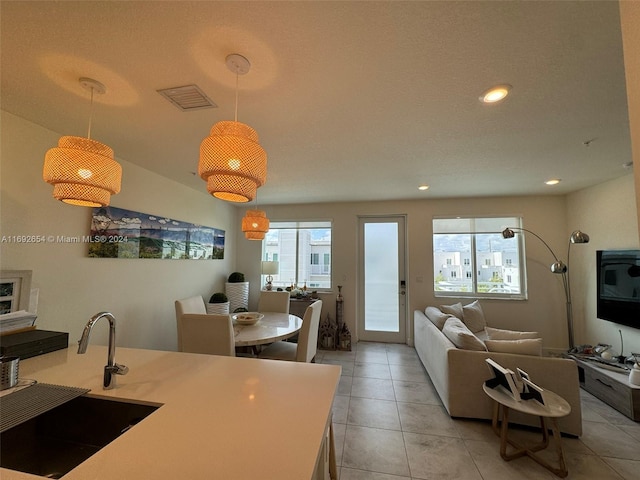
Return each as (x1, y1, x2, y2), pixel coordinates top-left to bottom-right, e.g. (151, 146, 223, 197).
(233, 312, 302, 347)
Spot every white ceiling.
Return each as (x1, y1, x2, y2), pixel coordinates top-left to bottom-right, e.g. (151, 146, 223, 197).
(1, 1, 633, 206)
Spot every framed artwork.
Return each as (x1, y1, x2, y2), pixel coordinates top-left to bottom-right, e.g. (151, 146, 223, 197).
(89, 206, 225, 259)
(485, 358, 521, 401)
(0, 270, 32, 314)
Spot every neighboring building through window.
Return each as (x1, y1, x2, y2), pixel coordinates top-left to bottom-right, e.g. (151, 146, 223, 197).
(433, 216, 526, 299)
(263, 221, 332, 290)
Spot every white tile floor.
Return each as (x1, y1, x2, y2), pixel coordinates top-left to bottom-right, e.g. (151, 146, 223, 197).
(315, 342, 640, 480)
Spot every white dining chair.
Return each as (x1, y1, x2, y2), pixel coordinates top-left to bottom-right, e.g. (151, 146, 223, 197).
(258, 300, 322, 362)
(175, 296, 208, 351)
(257, 290, 290, 313)
(177, 313, 236, 356)
(175, 296, 235, 356)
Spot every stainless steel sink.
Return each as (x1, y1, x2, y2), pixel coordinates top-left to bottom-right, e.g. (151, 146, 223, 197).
(0, 395, 160, 478)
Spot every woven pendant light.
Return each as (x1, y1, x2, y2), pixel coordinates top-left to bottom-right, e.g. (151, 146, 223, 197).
(198, 54, 267, 203)
(242, 209, 269, 240)
(43, 78, 121, 207)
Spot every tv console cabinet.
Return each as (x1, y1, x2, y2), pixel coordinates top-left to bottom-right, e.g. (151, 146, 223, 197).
(570, 356, 639, 421)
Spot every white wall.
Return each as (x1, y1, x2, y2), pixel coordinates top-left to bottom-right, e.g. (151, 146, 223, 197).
(620, 0, 640, 239)
(236, 195, 577, 349)
(6, 108, 635, 355)
(0, 111, 236, 350)
(567, 173, 640, 355)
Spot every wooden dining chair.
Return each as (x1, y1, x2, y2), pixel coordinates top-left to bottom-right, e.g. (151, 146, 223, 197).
(257, 290, 290, 313)
(258, 300, 322, 362)
(177, 313, 236, 357)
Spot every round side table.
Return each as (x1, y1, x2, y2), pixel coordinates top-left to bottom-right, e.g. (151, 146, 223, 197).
(482, 383, 571, 478)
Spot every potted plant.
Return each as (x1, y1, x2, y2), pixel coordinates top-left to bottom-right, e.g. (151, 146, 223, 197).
(206, 292, 229, 314)
(225, 272, 249, 313)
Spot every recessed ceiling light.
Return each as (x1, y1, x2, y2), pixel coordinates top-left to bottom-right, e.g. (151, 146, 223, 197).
(418, 185, 429, 191)
(545, 179, 561, 185)
(479, 84, 512, 103)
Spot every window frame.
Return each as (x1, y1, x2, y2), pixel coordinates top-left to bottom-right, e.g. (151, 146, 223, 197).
(433, 216, 527, 300)
(262, 220, 332, 291)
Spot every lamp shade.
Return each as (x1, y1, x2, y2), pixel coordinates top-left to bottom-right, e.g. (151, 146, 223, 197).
(242, 209, 269, 240)
(43, 136, 122, 207)
(570, 230, 589, 244)
(261, 261, 279, 275)
(199, 121, 267, 203)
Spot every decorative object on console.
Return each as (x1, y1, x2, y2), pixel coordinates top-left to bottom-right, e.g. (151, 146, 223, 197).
(502, 227, 589, 350)
(225, 272, 249, 313)
(89, 206, 225, 259)
(198, 53, 267, 203)
(629, 353, 640, 386)
(44, 77, 122, 207)
(261, 261, 279, 290)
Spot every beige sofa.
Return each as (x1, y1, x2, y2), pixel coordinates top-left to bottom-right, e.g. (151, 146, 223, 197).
(414, 308, 582, 436)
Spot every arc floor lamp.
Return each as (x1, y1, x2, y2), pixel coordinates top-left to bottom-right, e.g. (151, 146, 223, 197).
(502, 227, 589, 349)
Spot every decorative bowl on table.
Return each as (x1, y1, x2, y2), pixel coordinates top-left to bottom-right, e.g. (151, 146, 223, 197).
(232, 312, 264, 326)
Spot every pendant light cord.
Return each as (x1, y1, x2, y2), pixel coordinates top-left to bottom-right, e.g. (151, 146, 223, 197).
(234, 70, 239, 122)
(87, 86, 95, 139)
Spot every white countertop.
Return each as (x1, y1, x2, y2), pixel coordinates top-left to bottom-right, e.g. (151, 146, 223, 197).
(1, 346, 341, 479)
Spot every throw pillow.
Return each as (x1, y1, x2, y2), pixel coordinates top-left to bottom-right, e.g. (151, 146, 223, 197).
(424, 306, 451, 330)
(485, 326, 540, 340)
(442, 317, 487, 351)
(439, 302, 464, 319)
(485, 338, 543, 356)
(462, 300, 486, 333)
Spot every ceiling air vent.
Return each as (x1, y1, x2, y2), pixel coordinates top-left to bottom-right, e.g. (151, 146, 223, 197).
(157, 85, 217, 111)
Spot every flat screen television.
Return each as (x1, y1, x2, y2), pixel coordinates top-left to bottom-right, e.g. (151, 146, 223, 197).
(596, 249, 640, 330)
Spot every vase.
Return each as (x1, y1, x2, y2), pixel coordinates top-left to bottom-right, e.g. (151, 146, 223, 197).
(206, 302, 229, 315)
(225, 282, 249, 313)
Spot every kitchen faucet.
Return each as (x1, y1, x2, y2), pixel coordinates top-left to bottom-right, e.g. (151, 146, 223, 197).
(77, 311, 129, 389)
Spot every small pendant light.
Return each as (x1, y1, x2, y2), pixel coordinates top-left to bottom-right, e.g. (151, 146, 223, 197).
(43, 77, 122, 207)
(241, 190, 269, 240)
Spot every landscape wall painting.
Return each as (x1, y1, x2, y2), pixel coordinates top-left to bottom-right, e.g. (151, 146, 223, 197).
(89, 206, 225, 259)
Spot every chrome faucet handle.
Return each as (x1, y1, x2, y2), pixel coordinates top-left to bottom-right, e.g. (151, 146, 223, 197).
(113, 363, 129, 375)
(103, 363, 129, 389)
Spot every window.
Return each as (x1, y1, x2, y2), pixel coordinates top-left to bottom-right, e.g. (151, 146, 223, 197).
(263, 221, 332, 290)
(433, 217, 525, 299)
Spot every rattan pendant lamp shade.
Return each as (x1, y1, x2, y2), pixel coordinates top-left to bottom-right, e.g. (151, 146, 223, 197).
(43, 78, 122, 207)
(198, 54, 267, 203)
(242, 209, 269, 240)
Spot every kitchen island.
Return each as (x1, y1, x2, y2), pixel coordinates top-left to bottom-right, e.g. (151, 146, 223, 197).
(1, 346, 341, 479)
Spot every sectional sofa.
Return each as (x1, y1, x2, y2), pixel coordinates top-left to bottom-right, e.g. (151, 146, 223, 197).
(414, 304, 582, 436)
